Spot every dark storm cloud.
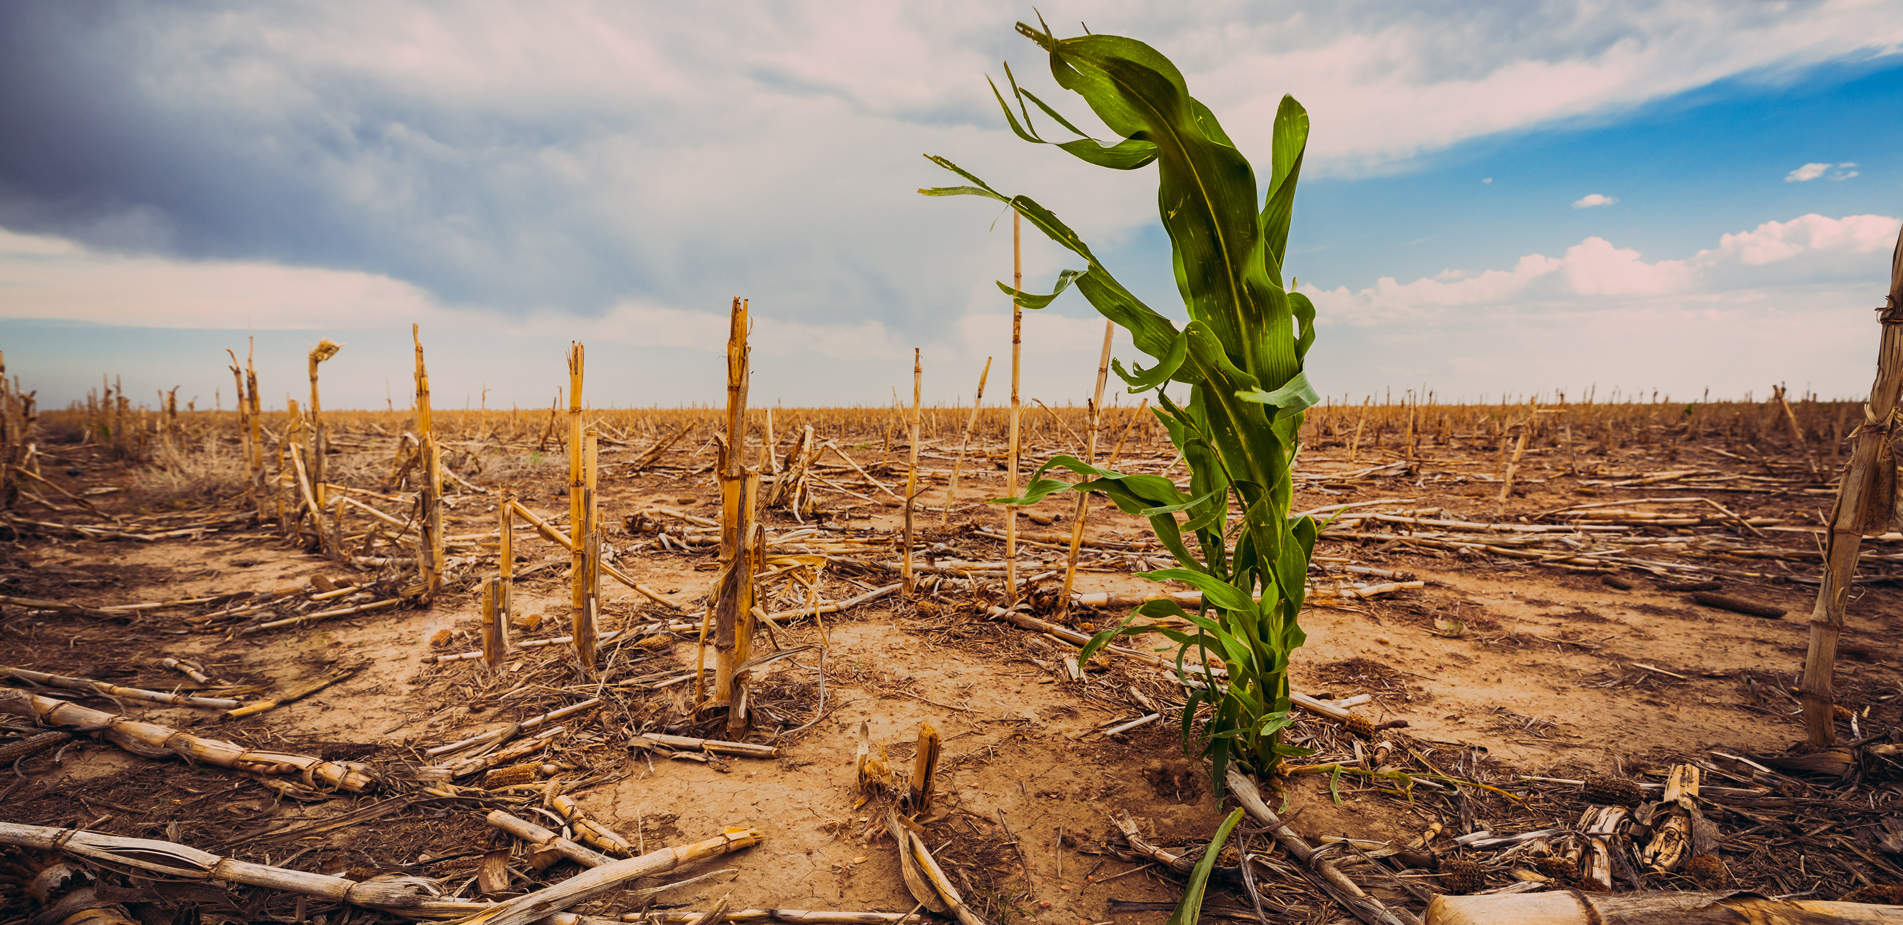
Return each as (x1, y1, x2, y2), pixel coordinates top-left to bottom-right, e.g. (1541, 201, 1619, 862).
(0, 2, 660, 311)
(0, 1, 1044, 328)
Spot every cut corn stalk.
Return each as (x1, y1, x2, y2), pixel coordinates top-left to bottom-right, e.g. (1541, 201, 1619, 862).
(710, 297, 759, 730)
(412, 324, 444, 598)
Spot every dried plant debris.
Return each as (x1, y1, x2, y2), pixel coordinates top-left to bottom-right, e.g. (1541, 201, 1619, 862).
(4, 386, 1902, 924)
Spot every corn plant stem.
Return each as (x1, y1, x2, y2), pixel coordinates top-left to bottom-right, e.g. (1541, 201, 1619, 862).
(271, 419, 291, 533)
(1058, 321, 1116, 616)
(488, 492, 514, 668)
(1007, 209, 1022, 607)
(284, 441, 324, 549)
(324, 483, 415, 505)
(712, 297, 755, 713)
(412, 325, 443, 597)
(568, 343, 590, 669)
(245, 342, 264, 517)
(578, 430, 600, 670)
(944, 357, 992, 517)
(729, 470, 763, 737)
(306, 344, 330, 523)
(225, 349, 252, 502)
(333, 494, 406, 532)
(762, 408, 779, 475)
(1775, 384, 1822, 479)
(1496, 425, 1529, 517)
(907, 722, 939, 813)
(1349, 398, 1368, 465)
(1801, 226, 1903, 746)
(478, 577, 502, 671)
(988, 605, 1380, 725)
(1104, 398, 1148, 469)
(903, 349, 922, 596)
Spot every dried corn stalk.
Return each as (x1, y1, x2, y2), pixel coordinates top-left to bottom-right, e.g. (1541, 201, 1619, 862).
(567, 343, 596, 669)
(764, 424, 819, 518)
(0, 689, 374, 792)
(944, 357, 991, 513)
(451, 826, 765, 925)
(907, 723, 939, 814)
(2, 852, 138, 925)
(411, 324, 444, 598)
(853, 720, 893, 795)
(307, 337, 343, 555)
(710, 297, 759, 729)
(1, 665, 238, 710)
(902, 349, 922, 594)
(1800, 225, 1903, 745)
(550, 792, 636, 857)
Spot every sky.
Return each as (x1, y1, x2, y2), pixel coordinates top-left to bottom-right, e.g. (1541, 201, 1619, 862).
(1, 1, 1901, 412)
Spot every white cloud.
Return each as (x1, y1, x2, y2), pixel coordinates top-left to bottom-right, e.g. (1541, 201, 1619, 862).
(1298, 212, 1900, 401)
(0, 228, 450, 330)
(1178, 1, 1903, 176)
(1786, 162, 1832, 182)
(1702, 213, 1899, 266)
(1304, 212, 1898, 326)
(1561, 237, 1690, 294)
(0, 228, 79, 258)
(1572, 193, 1619, 209)
(1786, 161, 1860, 182)
(1304, 291, 1878, 403)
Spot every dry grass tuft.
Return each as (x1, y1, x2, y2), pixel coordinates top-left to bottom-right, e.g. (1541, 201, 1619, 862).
(129, 437, 248, 508)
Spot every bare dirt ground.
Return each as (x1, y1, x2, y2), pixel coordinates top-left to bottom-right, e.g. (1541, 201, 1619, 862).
(4, 413, 1902, 924)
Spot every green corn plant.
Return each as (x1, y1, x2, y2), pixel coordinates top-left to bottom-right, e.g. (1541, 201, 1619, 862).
(921, 20, 1321, 794)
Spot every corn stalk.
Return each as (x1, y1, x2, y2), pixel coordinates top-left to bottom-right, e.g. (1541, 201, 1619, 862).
(924, 20, 1321, 791)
